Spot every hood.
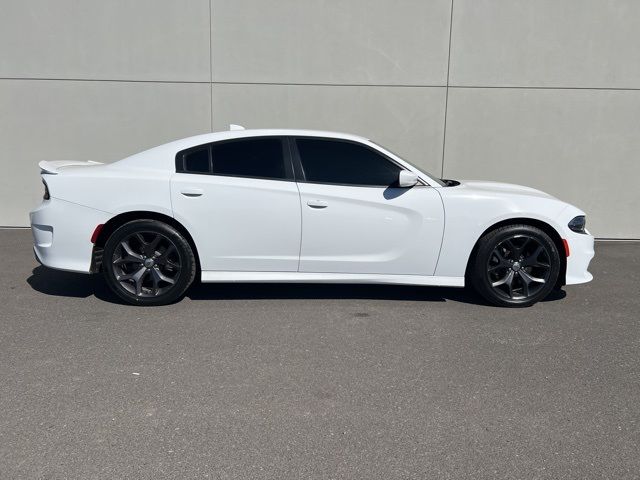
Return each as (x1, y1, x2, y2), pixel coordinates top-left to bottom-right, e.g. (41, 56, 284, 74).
(455, 180, 556, 200)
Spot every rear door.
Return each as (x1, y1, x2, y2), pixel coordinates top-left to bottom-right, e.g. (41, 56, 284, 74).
(171, 137, 301, 272)
(292, 137, 444, 275)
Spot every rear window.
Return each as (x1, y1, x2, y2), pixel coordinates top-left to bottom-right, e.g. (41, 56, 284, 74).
(212, 138, 287, 180)
(176, 138, 289, 180)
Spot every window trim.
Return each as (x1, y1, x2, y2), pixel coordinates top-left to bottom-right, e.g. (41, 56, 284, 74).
(175, 136, 295, 182)
(289, 136, 420, 188)
(175, 144, 212, 174)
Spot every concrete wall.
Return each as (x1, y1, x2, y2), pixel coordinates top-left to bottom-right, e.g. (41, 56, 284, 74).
(1, 0, 638, 237)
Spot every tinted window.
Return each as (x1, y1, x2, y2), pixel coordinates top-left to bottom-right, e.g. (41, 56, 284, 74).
(296, 139, 400, 186)
(183, 148, 210, 173)
(212, 138, 287, 180)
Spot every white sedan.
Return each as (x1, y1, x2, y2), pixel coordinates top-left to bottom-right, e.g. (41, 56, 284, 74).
(30, 126, 594, 307)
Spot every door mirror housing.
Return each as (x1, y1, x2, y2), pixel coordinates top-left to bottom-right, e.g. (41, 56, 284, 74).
(398, 170, 419, 188)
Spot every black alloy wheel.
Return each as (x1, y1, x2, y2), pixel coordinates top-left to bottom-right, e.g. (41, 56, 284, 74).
(103, 220, 196, 306)
(470, 224, 561, 307)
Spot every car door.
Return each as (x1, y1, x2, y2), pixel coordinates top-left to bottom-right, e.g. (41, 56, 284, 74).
(171, 136, 301, 272)
(292, 137, 445, 276)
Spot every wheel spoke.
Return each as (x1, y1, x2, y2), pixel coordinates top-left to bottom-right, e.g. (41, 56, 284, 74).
(489, 248, 510, 272)
(117, 265, 146, 282)
(493, 248, 507, 262)
(134, 232, 147, 246)
(518, 237, 531, 255)
(119, 240, 143, 261)
(149, 234, 162, 252)
(492, 270, 514, 288)
(530, 245, 544, 260)
(519, 272, 530, 297)
(150, 268, 160, 296)
(114, 254, 143, 266)
(134, 268, 148, 296)
(519, 269, 545, 284)
(114, 256, 141, 266)
(154, 268, 176, 285)
(506, 270, 515, 298)
(504, 239, 517, 256)
(155, 245, 178, 268)
(523, 245, 544, 267)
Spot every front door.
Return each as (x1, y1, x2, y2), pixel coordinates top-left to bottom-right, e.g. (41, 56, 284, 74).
(293, 137, 444, 275)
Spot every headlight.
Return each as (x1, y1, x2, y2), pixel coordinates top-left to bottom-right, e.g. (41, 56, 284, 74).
(568, 215, 586, 234)
(42, 179, 50, 200)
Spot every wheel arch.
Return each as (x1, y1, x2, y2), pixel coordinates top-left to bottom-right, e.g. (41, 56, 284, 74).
(465, 217, 567, 288)
(91, 211, 201, 274)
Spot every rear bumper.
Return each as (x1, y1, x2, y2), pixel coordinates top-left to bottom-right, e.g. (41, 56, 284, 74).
(30, 198, 110, 273)
(564, 231, 595, 285)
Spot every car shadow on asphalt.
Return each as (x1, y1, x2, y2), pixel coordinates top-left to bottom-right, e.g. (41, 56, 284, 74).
(26, 265, 567, 307)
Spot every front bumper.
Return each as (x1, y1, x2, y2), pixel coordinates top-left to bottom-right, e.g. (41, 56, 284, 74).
(564, 231, 595, 285)
(30, 198, 110, 273)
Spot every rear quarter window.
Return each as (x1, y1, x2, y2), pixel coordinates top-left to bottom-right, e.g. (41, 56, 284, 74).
(182, 148, 210, 173)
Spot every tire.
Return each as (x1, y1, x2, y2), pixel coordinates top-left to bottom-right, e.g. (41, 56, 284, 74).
(469, 224, 561, 307)
(102, 220, 196, 306)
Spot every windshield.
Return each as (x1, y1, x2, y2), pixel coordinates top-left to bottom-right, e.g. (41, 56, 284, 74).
(370, 141, 447, 187)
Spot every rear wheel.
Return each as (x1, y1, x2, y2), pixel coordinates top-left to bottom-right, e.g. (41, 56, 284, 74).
(103, 220, 196, 306)
(470, 224, 560, 307)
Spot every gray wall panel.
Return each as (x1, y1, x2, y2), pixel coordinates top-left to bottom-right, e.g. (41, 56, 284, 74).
(443, 87, 640, 238)
(0, 1, 638, 237)
(0, 80, 211, 226)
(450, 0, 640, 88)
(0, 0, 210, 81)
(212, 84, 447, 175)
(212, 0, 451, 85)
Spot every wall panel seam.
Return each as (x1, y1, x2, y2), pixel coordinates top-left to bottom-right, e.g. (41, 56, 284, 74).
(0, 77, 445, 87)
(440, 0, 455, 178)
(0, 77, 211, 85)
(211, 81, 446, 88)
(209, 0, 214, 132)
(4, 78, 640, 92)
(449, 85, 640, 92)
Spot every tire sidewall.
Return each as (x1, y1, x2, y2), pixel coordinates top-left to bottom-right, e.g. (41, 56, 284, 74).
(103, 220, 196, 306)
(472, 225, 561, 307)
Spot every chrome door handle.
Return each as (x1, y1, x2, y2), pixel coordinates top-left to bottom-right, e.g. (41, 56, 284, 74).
(180, 188, 203, 197)
(307, 200, 328, 209)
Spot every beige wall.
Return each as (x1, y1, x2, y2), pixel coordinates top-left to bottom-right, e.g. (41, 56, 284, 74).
(1, 0, 639, 237)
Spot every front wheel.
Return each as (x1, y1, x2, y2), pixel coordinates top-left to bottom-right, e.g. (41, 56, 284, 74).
(469, 225, 561, 307)
(103, 220, 196, 306)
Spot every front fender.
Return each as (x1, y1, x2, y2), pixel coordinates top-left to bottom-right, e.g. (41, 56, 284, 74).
(434, 190, 570, 278)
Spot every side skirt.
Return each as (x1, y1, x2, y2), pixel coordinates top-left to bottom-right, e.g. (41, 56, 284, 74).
(200, 271, 465, 287)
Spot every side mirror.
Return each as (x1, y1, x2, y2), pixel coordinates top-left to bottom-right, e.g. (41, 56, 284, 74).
(398, 170, 419, 188)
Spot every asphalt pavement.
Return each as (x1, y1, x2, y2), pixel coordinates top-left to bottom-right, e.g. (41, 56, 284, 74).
(0, 229, 638, 479)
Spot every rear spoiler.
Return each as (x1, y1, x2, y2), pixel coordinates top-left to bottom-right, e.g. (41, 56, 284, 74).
(39, 160, 103, 175)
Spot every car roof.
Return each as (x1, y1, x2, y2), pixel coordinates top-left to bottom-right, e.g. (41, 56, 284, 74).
(113, 128, 370, 170)
(167, 128, 369, 150)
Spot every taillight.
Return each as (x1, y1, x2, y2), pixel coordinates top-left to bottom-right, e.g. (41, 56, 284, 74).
(91, 224, 104, 244)
(42, 179, 50, 200)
